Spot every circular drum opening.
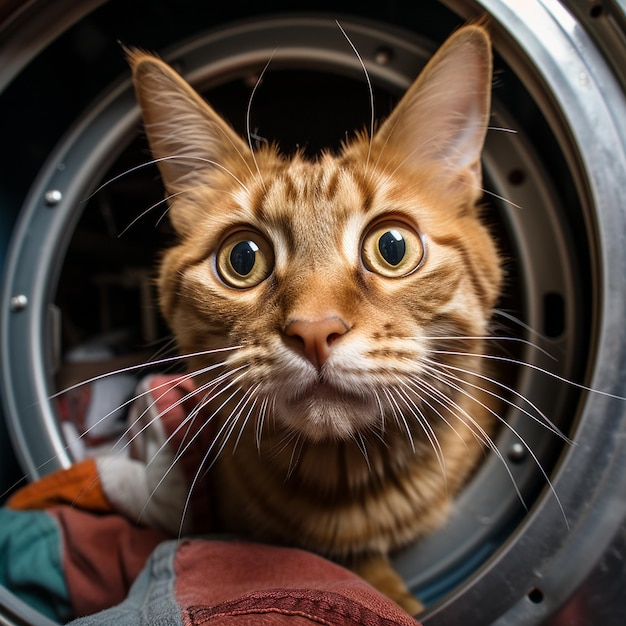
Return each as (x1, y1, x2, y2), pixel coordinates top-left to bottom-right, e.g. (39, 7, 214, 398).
(2, 2, 626, 625)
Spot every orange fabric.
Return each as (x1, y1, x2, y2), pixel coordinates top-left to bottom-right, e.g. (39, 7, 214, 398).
(7, 458, 111, 513)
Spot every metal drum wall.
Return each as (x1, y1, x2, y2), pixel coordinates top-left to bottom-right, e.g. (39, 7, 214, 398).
(1, 1, 626, 624)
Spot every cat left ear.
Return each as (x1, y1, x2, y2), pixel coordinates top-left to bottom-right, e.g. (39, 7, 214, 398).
(375, 24, 492, 200)
(128, 50, 252, 232)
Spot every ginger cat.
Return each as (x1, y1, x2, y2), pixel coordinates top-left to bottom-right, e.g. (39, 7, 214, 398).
(128, 23, 500, 614)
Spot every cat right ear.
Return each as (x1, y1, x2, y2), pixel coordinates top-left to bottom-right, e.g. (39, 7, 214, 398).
(374, 24, 492, 203)
(128, 50, 251, 232)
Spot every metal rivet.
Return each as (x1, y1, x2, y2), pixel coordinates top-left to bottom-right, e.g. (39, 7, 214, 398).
(44, 189, 63, 206)
(374, 46, 393, 65)
(10, 295, 28, 311)
(508, 442, 527, 463)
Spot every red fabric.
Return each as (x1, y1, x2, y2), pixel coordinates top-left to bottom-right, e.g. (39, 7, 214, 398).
(49, 506, 168, 618)
(174, 540, 421, 625)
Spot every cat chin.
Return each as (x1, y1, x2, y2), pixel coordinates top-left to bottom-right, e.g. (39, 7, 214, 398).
(276, 393, 378, 443)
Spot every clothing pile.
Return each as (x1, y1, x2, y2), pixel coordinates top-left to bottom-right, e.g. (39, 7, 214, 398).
(1, 374, 420, 625)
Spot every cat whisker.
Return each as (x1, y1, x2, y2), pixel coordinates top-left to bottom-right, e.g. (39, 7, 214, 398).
(174, 383, 260, 536)
(63, 372, 223, 510)
(424, 356, 568, 442)
(401, 377, 475, 454)
(411, 370, 500, 455)
(255, 395, 270, 453)
(245, 52, 277, 192)
(87, 369, 201, 455)
(285, 433, 304, 481)
(121, 183, 245, 235)
(382, 387, 421, 460)
(83, 158, 169, 201)
(421, 359, 569, 526)
(163, 154, 252, 193)
(480, 187, 523, 210)
(232, 388, 262, 453)
(373, 389, 387, 438)
(117, 190, 187, 237)
(51, 346, 241, 399)
(49, 351, 240, 468)
(492, 309, 555, 344)
(83, 155, 250, 204)
(15, 364, 214, 495)
(391, 380, 447, 478)
(432, 349, 626, 402)
(336, 20, 374, 176)
(113, 363, 242, 462)
(149, 369, 247, 467)
(136, 371, 252, 533)
(487, 126, 518, 134)
(352, 430, 372, 473)
(417, 333, 557, 361)
(413, 367, 529, 510)
(141, 365, 249, 471)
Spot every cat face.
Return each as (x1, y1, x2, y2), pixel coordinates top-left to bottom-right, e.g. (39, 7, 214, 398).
(129, 24, 501, 444)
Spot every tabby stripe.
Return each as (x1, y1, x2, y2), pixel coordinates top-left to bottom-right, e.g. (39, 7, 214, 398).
(430, 233, 491, 311)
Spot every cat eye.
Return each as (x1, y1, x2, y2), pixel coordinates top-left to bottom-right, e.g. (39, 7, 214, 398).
(361, 220, 426, 278)
(216, 230, 274, 288)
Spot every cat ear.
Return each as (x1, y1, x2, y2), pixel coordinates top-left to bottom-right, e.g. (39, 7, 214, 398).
(375, 25, 492, 199)
(128, 50, 251, 201)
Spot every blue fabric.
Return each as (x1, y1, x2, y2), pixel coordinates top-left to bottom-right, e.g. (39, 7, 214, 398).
(0, 508, 72, 621)
(68, 540, 181, 626)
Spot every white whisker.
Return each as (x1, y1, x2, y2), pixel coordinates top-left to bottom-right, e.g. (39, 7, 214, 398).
(381, 387, 415, 454)
(492, 309, 554, 343)
(353, 430, 372, 473)
(392, 380, 447, 480)
(423, 357, 569, 442)
(416, 334, 556, 361)
(285, 433, 303, 481)
(119, 364, 244, 462)
(481, 187, 523, 210)
(232, 387, 262, 452)
(420, 359, 569, 526)
(487, 126, 518, 134)
(84, 155, 250, 202)
(336, 20, 374, 175)
(246, 52, 276, 191)
(411, 369, 528, 509)
(402, 377, 475, 452)
(51, 346, 241, 399)
(255, 396, 270, 452)
(117, 190, 186, 237)
(433, 349, 626, 401)
(136, 370, 250, 533)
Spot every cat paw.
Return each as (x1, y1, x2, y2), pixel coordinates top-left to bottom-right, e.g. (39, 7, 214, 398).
(352, 554, 423, 616)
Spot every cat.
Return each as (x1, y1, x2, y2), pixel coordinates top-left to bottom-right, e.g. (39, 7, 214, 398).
(127, 22, 500, 615)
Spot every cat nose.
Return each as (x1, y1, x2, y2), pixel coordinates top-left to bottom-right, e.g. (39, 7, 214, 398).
(285, 317, 350, 370)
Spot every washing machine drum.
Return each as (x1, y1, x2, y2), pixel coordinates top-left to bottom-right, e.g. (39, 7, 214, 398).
(2, 1, 626, 624)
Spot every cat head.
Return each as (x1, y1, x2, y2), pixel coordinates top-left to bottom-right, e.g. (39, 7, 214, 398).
(129, 24, 502, 444)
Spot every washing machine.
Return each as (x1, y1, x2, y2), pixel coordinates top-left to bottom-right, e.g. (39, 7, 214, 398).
(2, 0, 626, 624)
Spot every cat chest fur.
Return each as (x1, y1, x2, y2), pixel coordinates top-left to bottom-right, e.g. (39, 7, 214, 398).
(210, 411, 487, 559)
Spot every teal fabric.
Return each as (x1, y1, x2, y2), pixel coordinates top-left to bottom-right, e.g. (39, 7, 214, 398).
(0, 508, 72, 622)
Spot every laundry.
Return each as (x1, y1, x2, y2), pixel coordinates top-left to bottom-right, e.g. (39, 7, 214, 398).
(0, 375, 420, 625)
